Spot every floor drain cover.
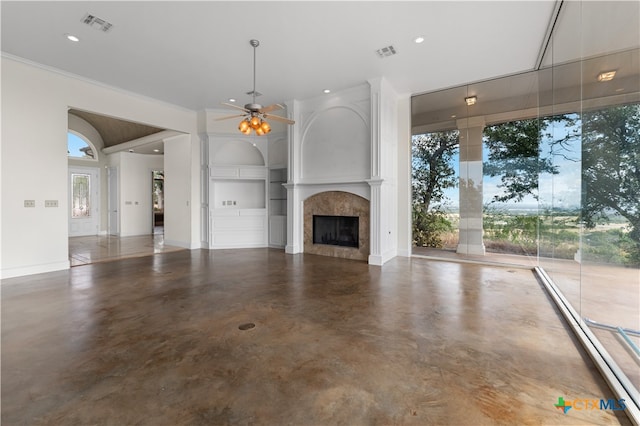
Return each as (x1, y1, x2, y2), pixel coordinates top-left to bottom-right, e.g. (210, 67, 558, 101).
(238, 323, 255, 331)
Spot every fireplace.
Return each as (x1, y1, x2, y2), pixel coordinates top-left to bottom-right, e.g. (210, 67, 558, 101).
(313, 215, 359, 248)
(303, 191, 369, 261)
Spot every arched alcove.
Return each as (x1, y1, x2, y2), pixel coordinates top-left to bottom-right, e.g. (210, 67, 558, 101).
(213, 140, 265, 165)
(301, 107, 370, 181)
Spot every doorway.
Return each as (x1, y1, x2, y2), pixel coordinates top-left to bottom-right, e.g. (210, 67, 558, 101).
(69, 166, 100, 237)
(108, 167, 119, 235)
(152, 170, 164, 235)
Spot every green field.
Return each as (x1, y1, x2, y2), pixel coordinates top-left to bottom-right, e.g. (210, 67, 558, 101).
(413, 210, 638, 267)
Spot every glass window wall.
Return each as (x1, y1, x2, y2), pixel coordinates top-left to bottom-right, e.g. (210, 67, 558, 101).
(411, 0, 639, 417)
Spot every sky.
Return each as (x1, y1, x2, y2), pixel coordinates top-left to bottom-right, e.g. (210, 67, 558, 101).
(424, 119, 583, 213)
(67, 132, 94, 158)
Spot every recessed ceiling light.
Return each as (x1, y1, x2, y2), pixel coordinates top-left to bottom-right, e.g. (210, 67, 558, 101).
(323, 89, 331, 94)
(451, 115, 457, 118)
(615, 88, 624, 92)
(597, 71, 616, 82)
(414, 36, 425, 44)
(465, 96, 477, 106)
(128, 149, 134, 152)
(153, 149, 160, 153)
(228, 98, 236, 102)
(65, 34, 80, 42)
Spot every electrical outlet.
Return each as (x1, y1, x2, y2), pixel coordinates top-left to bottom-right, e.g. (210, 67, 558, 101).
(24, 200, 35, 208)
(222, 201, 226, 206)
(44, 200, 58, 208)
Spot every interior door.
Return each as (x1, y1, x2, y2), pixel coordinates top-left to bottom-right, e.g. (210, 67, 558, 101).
(69, 167, 100, 237)
(108, 167, 119, 235)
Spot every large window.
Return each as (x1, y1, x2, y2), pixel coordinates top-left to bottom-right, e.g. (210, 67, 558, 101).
(411, 1, 639, 418)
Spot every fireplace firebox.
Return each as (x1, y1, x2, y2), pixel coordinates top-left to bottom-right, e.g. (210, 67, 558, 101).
(313, 215, 359, 248)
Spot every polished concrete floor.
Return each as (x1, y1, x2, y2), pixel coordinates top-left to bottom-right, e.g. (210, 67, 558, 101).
(1, 249, 632, 425)
(69, 229, 185, 266)
(414, 246, 640, 393)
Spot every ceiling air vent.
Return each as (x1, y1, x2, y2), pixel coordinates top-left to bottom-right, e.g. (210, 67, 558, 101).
(81, 13, 113, 32)
(375, 45, 397, 58)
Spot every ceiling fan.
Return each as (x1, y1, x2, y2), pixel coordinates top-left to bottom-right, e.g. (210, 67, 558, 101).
(216, 39, 295, 135)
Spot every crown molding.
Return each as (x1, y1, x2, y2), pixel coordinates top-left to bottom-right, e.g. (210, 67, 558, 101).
(1, 52, 195, 114)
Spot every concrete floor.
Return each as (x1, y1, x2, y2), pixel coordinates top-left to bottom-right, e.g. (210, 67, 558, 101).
(69, 232, 185, 266)
(1, 249, 632, 425)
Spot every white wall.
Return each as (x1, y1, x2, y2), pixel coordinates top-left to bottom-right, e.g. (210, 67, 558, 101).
(113, 152, 164, 237)
(164, 134, 194, 248)
(1, 57, 199, 278)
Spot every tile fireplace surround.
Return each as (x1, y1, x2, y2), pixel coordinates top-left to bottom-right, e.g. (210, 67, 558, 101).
(303, 191, 370, 261)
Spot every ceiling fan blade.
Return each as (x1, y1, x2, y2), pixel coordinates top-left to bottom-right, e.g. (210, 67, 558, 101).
(215, 113, 246, 121)
(264, 113, 295, 125)
(221, 102, 250, 113)
(259, 103, 285, 114)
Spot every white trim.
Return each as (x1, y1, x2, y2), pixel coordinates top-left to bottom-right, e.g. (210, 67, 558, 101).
(397, 248, 411, 257)
(1, 261, 70, 280)
(164, 239, 199, 250)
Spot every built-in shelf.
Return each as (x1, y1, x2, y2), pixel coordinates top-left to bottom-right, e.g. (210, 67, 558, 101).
(269, 168, 287, 247)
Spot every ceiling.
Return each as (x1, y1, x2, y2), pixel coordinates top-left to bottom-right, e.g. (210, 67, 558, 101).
(2, 1, 557, 111)
(69, 109, 165, 154)
(3, 2, 638, 152)
(411, 1, 640, 130)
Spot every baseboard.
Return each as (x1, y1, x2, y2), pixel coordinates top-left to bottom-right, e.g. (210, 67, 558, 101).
(1, 260, 70, 280)
(164, 239, 198, 249)
(208, 243, 268, 250)
(285, 244, 301, 254)
(397, 248, 411, 257)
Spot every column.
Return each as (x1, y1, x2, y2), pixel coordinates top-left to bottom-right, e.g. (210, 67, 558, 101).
(457, 117, 485, 255)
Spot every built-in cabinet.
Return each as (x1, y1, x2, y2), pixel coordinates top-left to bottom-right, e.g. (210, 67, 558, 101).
(269, 167, 287, 247)
(209, 165, 267, 248)
(205, 132, 288, 250)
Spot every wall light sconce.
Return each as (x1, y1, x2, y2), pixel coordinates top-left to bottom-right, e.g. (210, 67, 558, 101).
(465, 96, 477, 106)
(597, 71, 616, 82)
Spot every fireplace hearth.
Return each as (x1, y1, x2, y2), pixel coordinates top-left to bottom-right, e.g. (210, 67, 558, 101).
(313, 215, 359, 248)
(303, 191, 369, 261)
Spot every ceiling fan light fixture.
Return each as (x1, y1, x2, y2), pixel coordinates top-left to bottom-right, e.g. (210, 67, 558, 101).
(239, 119, 250, 132)
(217, 39, 295, 135)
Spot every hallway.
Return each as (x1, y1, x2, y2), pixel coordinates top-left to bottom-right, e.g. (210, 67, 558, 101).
(1, 250, 630, 425)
